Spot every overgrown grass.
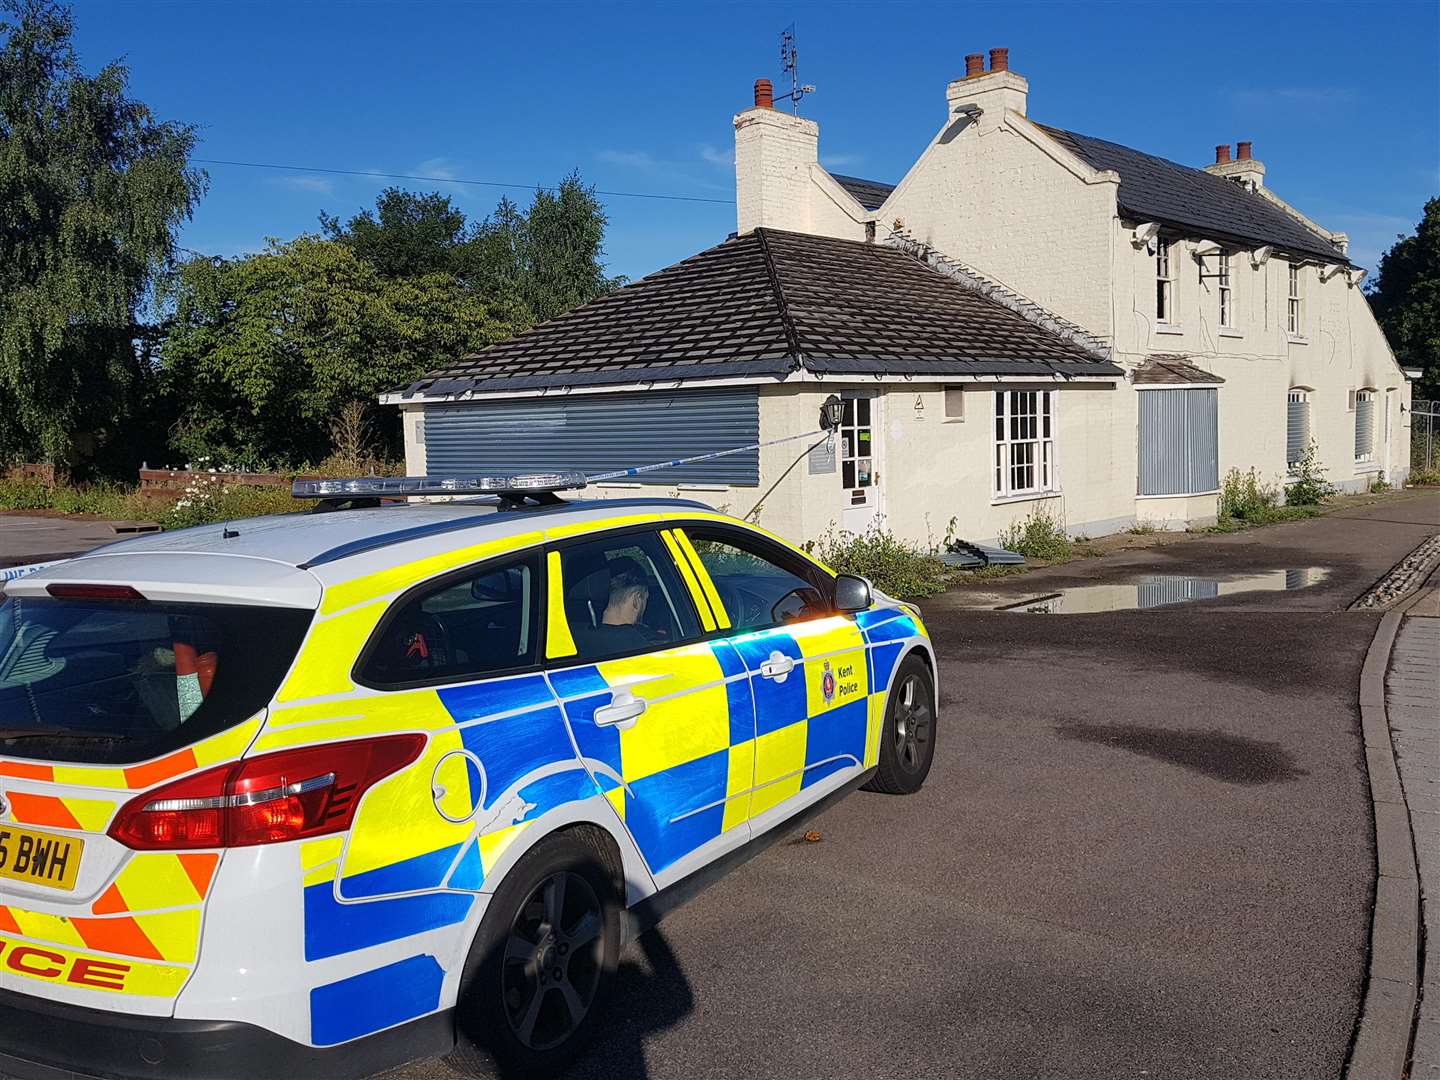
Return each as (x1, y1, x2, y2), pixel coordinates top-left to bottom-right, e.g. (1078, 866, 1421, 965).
(1411, 467, 1440, 486)
(805, 521, 953, 599)
(0, 478, 305, 530)
(996, 505, 1072, 562)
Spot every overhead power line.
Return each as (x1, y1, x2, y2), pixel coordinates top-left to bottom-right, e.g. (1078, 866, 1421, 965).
(193, 158, 736, 205)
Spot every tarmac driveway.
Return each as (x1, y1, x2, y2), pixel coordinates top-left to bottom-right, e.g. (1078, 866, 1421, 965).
(399, 492, 1435, 1078)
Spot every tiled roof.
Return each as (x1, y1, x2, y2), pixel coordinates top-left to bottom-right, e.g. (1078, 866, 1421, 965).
(1040, 126, 1350, 265)
(397, 229, 1120, 398)
(1132, 355, 1225, 386)
(829, 173, 896, 210)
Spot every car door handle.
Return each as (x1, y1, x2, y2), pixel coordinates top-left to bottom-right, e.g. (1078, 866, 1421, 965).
(594, 694, 646, 729)
(760, 653, 795, 680)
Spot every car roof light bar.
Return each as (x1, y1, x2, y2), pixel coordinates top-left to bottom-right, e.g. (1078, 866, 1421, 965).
(291, 473, 590, 500)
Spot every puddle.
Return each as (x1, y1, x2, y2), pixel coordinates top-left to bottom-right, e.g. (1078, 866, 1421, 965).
(1056, 722, 1306, 786)
(997, 568, 1330, 614)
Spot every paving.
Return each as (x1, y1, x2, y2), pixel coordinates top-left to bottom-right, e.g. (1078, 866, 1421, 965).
(0, 513, 148, 567)
(1388, 615, 1440, 1078)
(381, 490, 1440, 1080)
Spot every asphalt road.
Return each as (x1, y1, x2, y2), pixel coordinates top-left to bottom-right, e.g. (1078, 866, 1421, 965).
(387, 491, 1439, 1080)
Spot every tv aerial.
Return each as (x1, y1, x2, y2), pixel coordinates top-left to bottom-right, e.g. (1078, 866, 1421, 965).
(777, 24, 815, 112)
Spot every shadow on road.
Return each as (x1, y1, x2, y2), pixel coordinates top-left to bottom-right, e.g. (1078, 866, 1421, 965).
(562, 928, 694, 1080)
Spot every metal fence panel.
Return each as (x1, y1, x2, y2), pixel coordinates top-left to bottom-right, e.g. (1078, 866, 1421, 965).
(423, 387, 761, 485)
(1412, 399, 1437, 475)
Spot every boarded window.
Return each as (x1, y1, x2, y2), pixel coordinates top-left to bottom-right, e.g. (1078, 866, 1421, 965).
(1287, 390, 1310, 468)
(1138, 388, 1219, 496)
(943, 388, 965, 421)
(422, 387, 760, 485)
(1354, 389, 1375, 463)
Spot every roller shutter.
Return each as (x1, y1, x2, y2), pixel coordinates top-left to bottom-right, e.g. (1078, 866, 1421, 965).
(1138, 388, 1219, 496)
(1286, 396, 1310, 466)
(422, 388, 760, 485)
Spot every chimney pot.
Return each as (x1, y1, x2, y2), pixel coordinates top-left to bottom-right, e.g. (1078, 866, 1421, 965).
(1215, 143, 1231, 164)
(753, 78, 774, 109)
(988, 47, 1009, 72)
(965, 53, 985, 78)
(1237, 140, 1253, 161)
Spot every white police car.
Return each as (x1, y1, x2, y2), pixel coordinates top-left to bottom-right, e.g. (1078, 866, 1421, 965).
(0, 474, 936, 1077)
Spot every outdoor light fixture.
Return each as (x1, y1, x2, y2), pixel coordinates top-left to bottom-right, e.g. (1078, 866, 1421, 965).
(819, 394, 846, 432)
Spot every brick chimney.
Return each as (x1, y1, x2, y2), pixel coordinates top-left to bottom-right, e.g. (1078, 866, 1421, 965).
(946, 46, 1028, 126)
(734, 76, 820, 234)
(1204, 138, 1266, 188)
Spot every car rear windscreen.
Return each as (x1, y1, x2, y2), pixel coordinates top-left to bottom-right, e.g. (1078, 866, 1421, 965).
(0, 595, 313, 764)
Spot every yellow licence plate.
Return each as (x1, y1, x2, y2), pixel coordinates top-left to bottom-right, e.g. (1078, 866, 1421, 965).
(0, 824, 83, 891)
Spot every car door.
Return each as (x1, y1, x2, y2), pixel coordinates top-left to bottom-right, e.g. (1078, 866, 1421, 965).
(544, 527, 756, 889)
(672, 525, 870, 834)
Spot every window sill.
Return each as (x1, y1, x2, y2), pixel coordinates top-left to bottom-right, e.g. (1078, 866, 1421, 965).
(677, 483, 728, 491)
(1287, 333, 1310, 345)
(1353, 462, 1382, 474)
(991, 490, 1062, 507)
(1155, 323, 1185, 336)
(1135, 489, 1221, 500)
(1218, 327, 1243, 339)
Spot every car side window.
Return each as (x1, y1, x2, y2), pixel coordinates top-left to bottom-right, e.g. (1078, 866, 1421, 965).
(557, 530, 703, 662)
(684, 528, 831, 633)
(359, 552, 540, 687)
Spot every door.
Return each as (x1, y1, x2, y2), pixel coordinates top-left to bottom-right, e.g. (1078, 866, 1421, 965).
(675, 525, 870, 834)
(544, 528, 756, 888)
(837, 391, 883, 533)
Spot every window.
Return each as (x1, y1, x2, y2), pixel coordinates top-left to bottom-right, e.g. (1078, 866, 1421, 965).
(1138, 388, 1219, 496)
(1287, 263, 1303, 335)
(685, 527, 830, 633)
(943, 387, 966, 422)
(1354, 389, 1376, 464)
(1286, 389, 1311, 470)
(1217, 248, 1234, 328)
(0, 597, 312, 764)
(557, 531, 701, 661)
(361, 553, 541, 687)
(1156, 238, 1174, 323)
(837, 394, 875, 506)
(993, 390, 1055, 498)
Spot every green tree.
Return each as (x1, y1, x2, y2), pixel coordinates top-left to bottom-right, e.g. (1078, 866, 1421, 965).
(322, 171, 623, 323)
(159, 238, 523, 467)
(1369, 197, 1440, 400)
(0, 0, 204, 468)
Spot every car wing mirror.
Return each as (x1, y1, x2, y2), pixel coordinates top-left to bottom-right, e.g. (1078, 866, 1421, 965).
(833, 574, 873, 614)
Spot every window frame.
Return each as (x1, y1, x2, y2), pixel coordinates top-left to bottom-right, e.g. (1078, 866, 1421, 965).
(993, 389, 1056, 499)
(1155, 238, 1174, 324)
(544, 524, 710, 667)
(836, 392, 877, 505)
(681, 522, 839, 634)
(1217, 248, 1234, 328)
(1287, 263, 1303, 336)
(353, 547, 546, 692)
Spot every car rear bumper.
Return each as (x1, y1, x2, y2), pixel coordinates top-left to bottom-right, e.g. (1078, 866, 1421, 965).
(0, 988, 454, 1080)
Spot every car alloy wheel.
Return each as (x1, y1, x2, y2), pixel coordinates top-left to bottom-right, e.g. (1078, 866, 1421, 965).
(892, 672, 933, 774)
(501, 869, 605, 1051)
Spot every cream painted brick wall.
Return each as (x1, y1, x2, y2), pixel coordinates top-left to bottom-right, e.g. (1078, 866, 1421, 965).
(734, 108, 820, 235)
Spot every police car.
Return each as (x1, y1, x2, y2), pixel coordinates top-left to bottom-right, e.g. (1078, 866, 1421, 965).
(0, 474, 937, 1078)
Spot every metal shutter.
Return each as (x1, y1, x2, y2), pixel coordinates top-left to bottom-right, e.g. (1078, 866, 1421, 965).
(1286, 399, 1310, 465)
(1138, 388, 1219, 496)
(422, 387, 761, 485)
(1355, 397, 1375, 460)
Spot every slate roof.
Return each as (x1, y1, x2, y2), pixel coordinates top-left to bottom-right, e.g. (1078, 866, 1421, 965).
(829, 173, 896, 211)
(396, 229, 1120, 399)
(1132, 355, 1225, 386)
(1040, 126, 1350, 265)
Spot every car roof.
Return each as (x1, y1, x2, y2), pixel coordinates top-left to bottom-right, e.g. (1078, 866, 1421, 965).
(62, 496, 719, 571)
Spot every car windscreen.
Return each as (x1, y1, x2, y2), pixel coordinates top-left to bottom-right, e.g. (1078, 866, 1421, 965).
(0, 595, 313, 765)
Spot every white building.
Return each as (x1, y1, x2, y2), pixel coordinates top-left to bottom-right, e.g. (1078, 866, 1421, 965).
(388, 52, 1414, 547)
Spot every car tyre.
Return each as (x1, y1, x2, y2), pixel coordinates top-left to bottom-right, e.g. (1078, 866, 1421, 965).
(863, 653, 936, 795)
(449, 828, 622, 1078)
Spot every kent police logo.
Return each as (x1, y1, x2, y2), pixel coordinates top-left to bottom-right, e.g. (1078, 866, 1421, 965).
(821, 660, 836, 705)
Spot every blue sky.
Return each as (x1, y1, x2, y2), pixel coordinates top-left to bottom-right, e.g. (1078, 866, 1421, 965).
(73, 0, 1439, 279)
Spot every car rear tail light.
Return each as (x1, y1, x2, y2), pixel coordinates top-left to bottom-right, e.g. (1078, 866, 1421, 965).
(46, 583, 146, 600)
(108, 734, 425, 850)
